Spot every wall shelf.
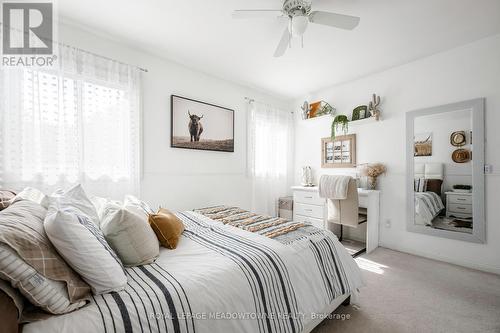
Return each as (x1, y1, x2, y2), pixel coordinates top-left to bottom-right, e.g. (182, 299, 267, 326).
(349, 116, 379, 126)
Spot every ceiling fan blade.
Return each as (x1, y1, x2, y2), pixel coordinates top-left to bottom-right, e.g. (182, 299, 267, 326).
(232, 9, 283, 19)
(274, 26, 290, 58)
(309, 11, 360, 30)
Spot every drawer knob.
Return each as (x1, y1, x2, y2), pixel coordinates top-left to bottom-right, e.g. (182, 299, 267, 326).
(305, 209, 313, 212)
(304, 196, 313, 199)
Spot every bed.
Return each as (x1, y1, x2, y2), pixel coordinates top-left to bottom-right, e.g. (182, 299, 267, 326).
(414, 163, 445, 226)
(23, 207, 363, 333)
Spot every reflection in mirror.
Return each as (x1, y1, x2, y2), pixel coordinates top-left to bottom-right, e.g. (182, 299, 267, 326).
(413, 109, 473, 234)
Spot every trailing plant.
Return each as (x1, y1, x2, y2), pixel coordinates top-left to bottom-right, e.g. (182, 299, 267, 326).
(331, 115, 349, 139)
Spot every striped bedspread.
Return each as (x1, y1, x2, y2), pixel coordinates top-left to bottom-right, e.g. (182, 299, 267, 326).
(24, 210, 363, 333)
(415, 191, 445, 224)
(194, 206, 318, 244)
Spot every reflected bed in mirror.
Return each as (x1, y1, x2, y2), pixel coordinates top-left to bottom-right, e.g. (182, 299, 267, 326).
(406, 98, 485, 243)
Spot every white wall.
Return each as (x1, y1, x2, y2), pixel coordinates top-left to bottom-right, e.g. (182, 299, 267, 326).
(293, 34, 500, 274)
(58, 22, 288, 211)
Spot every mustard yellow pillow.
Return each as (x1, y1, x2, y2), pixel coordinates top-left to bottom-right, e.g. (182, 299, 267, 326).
(148, 208, 184, 249)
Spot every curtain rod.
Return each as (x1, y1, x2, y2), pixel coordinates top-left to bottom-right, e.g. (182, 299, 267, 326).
(0, 22, 148, 73)
(59, 42, 149, 73)
(245, 97, 293, 114)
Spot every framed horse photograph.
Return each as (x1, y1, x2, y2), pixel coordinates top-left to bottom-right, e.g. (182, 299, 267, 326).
(171, 95, 235, 152)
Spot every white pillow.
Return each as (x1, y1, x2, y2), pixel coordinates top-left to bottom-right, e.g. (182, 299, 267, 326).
(101, 202, 159, 267)
(46, 184, 100, 226)
(12, 187, 47, 205)
(91, 196, 121, 225)
(44, 185, 127, 294)
(45, 209, 127, 294)
(124, 195, 155, 218)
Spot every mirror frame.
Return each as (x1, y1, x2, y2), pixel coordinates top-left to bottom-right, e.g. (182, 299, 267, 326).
(405, 98, 485, 243)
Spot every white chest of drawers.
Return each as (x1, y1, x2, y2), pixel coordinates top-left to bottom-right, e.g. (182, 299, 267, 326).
(445, 192, 473, 219)
(291, 186, 380, 253)
(292, 188, 326, 229)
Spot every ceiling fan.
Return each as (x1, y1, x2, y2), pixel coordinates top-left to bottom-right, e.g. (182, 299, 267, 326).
(232, 0, 360, 57)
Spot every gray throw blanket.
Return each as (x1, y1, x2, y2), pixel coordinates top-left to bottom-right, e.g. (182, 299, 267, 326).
(318, 175, 351, 199)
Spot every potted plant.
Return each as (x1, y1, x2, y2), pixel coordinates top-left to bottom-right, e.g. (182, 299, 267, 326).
(331, 115, 349, 139)
(452, 184, 472, 193)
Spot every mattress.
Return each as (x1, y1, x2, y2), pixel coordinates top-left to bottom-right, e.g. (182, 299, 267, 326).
(23, 210, 363, 333)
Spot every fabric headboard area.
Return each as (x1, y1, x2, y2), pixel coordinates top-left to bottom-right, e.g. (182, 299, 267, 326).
(414, 163, 444, 180)
(414, 163, 444, 196)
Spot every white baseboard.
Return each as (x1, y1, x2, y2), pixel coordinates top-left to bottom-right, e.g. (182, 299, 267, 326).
(378, 243, 500, 275)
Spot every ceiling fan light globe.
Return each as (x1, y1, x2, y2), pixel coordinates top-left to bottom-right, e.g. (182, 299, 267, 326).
(290, 15, 308, 36)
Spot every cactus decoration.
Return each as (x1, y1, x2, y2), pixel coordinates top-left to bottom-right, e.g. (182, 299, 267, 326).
(331, 115, 349, 139)
(368, 93, 381, 120)
(301, 101, 309, 120)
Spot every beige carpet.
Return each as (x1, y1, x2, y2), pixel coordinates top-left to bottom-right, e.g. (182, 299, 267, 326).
(312, 248, 500, 333)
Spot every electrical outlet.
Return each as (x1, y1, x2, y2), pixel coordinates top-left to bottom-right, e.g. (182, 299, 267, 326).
(385, 219, 391, 228)
(484, 164, 493, 174)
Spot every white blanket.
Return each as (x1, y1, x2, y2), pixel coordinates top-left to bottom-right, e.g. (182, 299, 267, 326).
(318, 175, 351, 200)
(415, 192, 444, 224)
(24, 211, 363, 333)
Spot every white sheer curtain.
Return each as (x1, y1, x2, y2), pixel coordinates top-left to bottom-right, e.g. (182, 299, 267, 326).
(0, 45, 141, 199)
(247, 101, 294, 216)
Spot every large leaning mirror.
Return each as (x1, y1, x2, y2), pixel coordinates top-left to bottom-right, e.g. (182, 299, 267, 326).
(406, 98, 485, 243)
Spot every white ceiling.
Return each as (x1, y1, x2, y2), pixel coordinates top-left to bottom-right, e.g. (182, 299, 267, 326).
(59, 0, 500, 99)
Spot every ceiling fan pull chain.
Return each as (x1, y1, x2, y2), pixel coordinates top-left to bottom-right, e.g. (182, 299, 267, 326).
(301, 35, 304, 48)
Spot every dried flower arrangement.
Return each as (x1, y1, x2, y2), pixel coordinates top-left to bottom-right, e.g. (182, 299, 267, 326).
(360, 163, 387, 189)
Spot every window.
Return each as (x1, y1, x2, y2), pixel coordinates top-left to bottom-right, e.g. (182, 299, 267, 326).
(247, 101, 294, 215)
(247, 102, 293, 179)
(0, 46, 141, 198)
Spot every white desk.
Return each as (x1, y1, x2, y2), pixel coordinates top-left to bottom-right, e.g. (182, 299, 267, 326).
(291, 186, 380, 254)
